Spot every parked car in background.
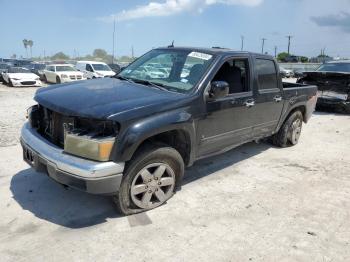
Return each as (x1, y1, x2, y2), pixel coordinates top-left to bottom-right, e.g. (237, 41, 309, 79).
(43, 64, 86, 84)
(108, 63, 121, 74)
(297, 61, 350, 113)
(293, 69, 304, 78)
(24, 63, 46, 80)
(76, 61, 116, 79)
(2, 67, 42, 87)
(279, 66, 294, 78)
(0, 63, 10, 82)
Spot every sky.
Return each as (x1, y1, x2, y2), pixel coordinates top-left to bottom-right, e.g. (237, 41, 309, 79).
(1, 0, 350, 59)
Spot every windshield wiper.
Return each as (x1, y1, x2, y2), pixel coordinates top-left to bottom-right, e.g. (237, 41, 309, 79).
(131, 79, 168, 91)
(115, 75, 134, 83)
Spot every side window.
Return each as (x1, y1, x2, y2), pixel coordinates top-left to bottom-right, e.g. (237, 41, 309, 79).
(255, 59, 278, 90)
(212, 58, 250, 94)
(86, 64, 94, 72)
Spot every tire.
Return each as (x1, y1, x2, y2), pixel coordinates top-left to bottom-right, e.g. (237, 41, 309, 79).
(43, 75, 48, 83)
(8, 79, 13, 87)
(114, 144, 184, 215)
(272, 110, 303, 147)
(56, 76, 61, 84)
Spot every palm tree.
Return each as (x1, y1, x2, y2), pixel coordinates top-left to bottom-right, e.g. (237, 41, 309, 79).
(22, 39, 28, 58)
(27, 40, 34, 58)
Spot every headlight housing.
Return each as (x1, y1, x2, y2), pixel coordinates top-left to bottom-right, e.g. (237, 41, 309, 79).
(64, 131, 115, 162)
(63, 119, 119, 162)
(61, 74, 68, 78)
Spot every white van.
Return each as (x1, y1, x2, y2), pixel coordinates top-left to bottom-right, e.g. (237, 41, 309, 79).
(76, 61, 116, 79)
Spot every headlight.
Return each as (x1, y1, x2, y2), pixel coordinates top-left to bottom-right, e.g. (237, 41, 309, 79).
(64, 132, 115, 162)
(63, 119, 119, 161)
(61, 74, 68, 78)
(12, 78, 20, 80)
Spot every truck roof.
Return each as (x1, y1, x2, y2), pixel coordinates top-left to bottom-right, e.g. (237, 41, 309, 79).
(155, 46, 273, 59)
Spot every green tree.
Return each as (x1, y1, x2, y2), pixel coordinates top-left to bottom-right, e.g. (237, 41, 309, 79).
(93, 49, 108, 59)
(22, 39, 29, 58)
(51, 52, 70, 60)
(27, 40, 34, 58)
(300, 56, 309, 63)
(277, 52, 289, 62)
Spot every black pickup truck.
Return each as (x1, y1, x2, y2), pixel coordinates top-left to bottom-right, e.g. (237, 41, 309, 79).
(21, 47, 317, 215)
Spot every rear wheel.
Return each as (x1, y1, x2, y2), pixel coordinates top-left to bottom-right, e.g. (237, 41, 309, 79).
(43, 74, 48, 83)
(114, 145, 184, 215)
(8, 79, 13, 87)
(272, 111, 303, 147)
(56, 76, 61, 84)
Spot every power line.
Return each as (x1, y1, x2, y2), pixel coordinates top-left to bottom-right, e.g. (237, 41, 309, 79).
(261, 38, 267, 54)
(286, 35, 293, 55)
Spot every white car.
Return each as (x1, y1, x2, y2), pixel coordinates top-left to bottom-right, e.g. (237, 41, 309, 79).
(279, 67, 294, 78)
(76, 61, 116, 79)
(43, 64, 86, 84)
(2, 67, 42, 87)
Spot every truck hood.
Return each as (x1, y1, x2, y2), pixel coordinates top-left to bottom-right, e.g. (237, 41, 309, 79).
(301, 71, 350, 93)
(34, 78, 187, 121)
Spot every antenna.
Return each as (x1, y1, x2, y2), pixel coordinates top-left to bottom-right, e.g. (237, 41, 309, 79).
(168, 40, 174, 48)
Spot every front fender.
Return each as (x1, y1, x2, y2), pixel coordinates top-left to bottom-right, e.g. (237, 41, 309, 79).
(111, 108, 196, 163)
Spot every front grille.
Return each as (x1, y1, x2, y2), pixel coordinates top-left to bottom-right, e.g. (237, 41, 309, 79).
(34, 106, 74, 148)
(30, 105, 119, 148)
(69, 75, 76, 80)
(21, 81, 36, 85)
(77, 75, 82, 79)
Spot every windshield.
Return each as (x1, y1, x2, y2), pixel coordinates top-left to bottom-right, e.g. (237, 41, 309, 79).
(8, 67, 30, 73)
(56, 66, 77, 72)
(118, 49, 215, 93)
(33, 64, 46, 70)
(92, 64, 112, 71)
(317, 63, 350, 73)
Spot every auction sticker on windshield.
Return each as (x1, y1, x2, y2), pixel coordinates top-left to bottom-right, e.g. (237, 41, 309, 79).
(188, 52, 213, 61)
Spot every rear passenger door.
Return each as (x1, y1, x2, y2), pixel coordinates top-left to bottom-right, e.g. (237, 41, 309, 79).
(252, 58, 284, 138)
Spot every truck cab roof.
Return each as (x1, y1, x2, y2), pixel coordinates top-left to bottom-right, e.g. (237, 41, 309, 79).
(155, 46, 273, 59)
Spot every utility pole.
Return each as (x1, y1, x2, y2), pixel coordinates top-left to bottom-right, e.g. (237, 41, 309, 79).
(112, 16, 116, 64)
(241, 35, 244, 51)
(286, 35, 293, 55)
(261, 38, 267, 54)
(274, 46, 278, 58)
(131, 46, 134, 59)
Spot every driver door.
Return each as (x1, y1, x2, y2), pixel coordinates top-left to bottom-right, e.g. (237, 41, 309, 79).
(196, 57, 258, 158)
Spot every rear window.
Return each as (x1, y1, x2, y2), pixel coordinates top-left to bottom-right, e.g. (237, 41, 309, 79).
(256, 59, 278, 90)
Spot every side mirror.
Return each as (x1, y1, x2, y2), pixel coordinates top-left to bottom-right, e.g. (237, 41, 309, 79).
(209, 81, 229, 99)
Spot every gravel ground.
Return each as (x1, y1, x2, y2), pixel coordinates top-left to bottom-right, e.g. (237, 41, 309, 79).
(1, 80, 350, 261)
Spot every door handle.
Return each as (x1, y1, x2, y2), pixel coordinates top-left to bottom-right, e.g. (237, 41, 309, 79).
(274, 95, 282, 102)
(244, 99, 255, 108)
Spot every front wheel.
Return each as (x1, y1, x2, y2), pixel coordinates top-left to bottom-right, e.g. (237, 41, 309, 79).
(272, 111, 303, 147)
(56, 76, 61, 84)
(114, 145, 184, 215)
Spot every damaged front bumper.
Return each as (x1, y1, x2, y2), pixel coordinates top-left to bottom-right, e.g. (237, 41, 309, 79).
(20, 122, 125, 194)
(316, 97, 350, 113)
